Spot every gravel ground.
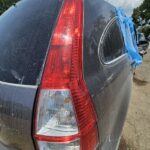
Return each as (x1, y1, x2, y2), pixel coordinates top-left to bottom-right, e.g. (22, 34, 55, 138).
(119, 44, 150, 150)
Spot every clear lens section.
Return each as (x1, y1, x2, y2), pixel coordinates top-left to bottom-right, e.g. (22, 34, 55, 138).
(36, 89, 78, 136)
(38, 140, 80, 150)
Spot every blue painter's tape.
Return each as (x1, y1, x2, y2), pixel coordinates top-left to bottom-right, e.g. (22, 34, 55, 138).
(116, 7, 142, 67)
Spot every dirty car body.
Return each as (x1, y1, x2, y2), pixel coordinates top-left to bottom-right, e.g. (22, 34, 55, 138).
(0, 0, 132, 150)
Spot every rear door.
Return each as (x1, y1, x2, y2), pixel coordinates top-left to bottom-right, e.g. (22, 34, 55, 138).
(0, 0, 63, 149)
(83, 1, 132, 149)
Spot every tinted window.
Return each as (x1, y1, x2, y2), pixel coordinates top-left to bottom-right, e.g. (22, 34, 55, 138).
(101, 19, 125, 63)
(0, 0, 62, 85)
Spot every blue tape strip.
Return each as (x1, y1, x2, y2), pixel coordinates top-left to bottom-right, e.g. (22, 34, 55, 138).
(116, 7, 142, 67)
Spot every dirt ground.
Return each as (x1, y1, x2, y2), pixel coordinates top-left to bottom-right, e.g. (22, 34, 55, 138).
(119, 45, 150, 150)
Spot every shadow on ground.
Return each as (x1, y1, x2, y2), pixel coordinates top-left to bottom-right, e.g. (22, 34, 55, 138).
(133, 76, 148, 86)
(119, 137, 137, 150)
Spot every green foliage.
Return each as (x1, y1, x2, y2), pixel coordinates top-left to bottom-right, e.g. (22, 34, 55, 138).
(133, 7, 141, 24)
(0, 0, 18, 15)
(142, 27, 150, 37)
(132, 0, 150, 37)
(133, 0, 150, 22)
(140, 0, 150, 21)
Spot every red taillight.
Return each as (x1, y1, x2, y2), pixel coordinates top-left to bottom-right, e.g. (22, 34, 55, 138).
(33, 0, 99, 149)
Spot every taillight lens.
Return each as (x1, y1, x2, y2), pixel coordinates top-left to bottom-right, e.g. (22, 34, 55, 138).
(38, 140, 80, 150)
(33, 0, 99, 149)
(36, 89, 78, 137)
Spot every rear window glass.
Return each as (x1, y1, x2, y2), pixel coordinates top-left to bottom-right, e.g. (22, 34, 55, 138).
(101, 19, 125, 63)
(0, 0, 61, 85)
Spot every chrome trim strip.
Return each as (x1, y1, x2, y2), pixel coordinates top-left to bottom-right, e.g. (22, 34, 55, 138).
(98, 16, 127, 65)
(0, 81, 37, 89)
(104, 54, 127, 65)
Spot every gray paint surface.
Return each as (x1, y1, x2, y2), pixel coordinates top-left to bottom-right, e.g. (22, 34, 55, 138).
(0, 0, 132, 150)
(0, 0, 62, 149)
(83, 0, 132, 149)
(0, 82, 37, 150)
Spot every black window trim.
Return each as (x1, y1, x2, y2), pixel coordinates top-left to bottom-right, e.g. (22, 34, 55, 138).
(98, 16, 127, 65)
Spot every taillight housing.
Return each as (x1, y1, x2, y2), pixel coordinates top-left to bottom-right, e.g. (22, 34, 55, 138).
(33, 0, 99, 150)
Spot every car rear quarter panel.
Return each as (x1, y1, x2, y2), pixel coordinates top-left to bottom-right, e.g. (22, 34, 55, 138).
(83, 0, 132, 149)
(0, 82, 37, 150)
